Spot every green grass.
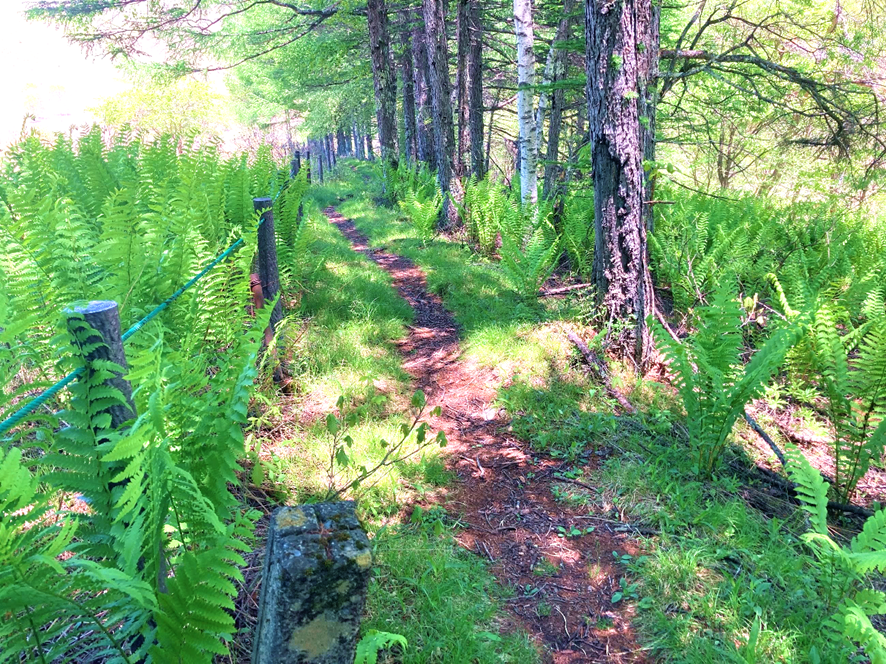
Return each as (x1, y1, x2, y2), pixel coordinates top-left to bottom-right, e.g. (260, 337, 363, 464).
(365, 526, 538, 663)
(256, 176, 539, 661)
(300, 163, 868, 663)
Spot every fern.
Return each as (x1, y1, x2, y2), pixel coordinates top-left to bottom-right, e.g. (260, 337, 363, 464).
(561, 190, 594, 277)
(355, 630, 408, 664)
(788, 451, 886, 663)
(653, 281, 803, 476)
(0, 129, 289, 662)
(499, 221, 561, 298)
(398, 185, 442, 241)
(807, 303, 886, 501)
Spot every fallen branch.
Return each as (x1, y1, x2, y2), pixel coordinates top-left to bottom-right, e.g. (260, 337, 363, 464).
(539, 283, 594, 297)
(734, 462, 873, 519)
(566, 330, 637, 414)
(742, 412, 787, 465)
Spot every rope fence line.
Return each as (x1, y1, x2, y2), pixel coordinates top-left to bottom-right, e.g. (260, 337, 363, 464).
(0, 170, 295, 438)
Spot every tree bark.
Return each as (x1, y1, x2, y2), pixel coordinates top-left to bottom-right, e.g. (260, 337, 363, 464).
(456, 0, 470, 178)
(542, 2, 575, 198)
(422, 0, 457, 225)
(536, 0, 574, 163)
(367, 0, 399, 164)
(400, 27, 418, 165)
(413, 18, 436, 168)
(585, 0, 659, 368)
(467, 0, 485, 179)
(514, 0, 538, 205)
(543, 81, 567, 199)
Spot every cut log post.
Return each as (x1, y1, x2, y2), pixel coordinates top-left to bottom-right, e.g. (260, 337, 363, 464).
(64, 300, 136, 428)
(253, 503, 372, 664)
(291, 151, 304, 223)
(290, 150, 301, 179)
(306, 150, 312, 184)
(254, 197, 284, 342)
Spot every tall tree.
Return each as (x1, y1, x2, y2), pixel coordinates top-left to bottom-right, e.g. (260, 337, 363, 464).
(467, 0, 486, 180)
(412, 19, 437, 168)
(367, 0, 399, 163)
(456, 0, 471, 178)
(514, 0, 538, 205)
(535, 0, 574, 163)
(400, 27, 419, 165)
(585, 0, 659, 367)
(422, 0, 457, 224)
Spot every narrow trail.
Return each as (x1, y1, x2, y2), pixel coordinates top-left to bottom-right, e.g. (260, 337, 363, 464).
(324, 207, 648, 664)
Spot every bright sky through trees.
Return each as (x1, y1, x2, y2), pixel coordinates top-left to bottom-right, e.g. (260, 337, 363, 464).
(0, 1, 127, 148)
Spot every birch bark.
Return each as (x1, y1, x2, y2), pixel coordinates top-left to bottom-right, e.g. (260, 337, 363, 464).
(514, 0, 538, 205)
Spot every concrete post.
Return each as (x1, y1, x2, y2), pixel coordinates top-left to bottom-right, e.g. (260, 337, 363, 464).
(253, 503, 372, 664)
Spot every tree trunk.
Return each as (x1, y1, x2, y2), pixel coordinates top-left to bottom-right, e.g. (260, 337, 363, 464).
(366, 133, 375, 160)
(367, 0, 399, 164)
(542, 3, 575, 198)
(400, 27, 419, 166)
(456, 0, 470, 178)
(422, 0, 457, 225)
(514, 0, 538, 205)
(336, 128, 348, 157)
(315, 139, 325, 182)
(543, 82, 567, 199)
(585, 0, 659, 368)
(536, 0, 574, 162)
(413, 19, 436, 168)
(467, 0, 485, 180)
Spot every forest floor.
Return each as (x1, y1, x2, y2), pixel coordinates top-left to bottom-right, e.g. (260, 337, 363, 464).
(231, 162, 883, 664)
(323, 205, 648, 662)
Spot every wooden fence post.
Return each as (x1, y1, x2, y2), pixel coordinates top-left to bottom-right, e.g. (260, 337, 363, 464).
(291, 151, 304, 223)
(65, 300, 136, 428)
(306, 151, 312, 184)
(290, 151, 301, 179)
(253, 198, 284, 341)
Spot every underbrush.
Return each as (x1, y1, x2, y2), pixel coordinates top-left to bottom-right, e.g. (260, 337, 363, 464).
(500, 368, 886, 662)
(248, 184, 540, 660)
(311, 162, 886, 662)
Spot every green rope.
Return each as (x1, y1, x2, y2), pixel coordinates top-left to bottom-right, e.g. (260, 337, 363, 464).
(0, 368, 83, 437)
(0, 177, 292, 437)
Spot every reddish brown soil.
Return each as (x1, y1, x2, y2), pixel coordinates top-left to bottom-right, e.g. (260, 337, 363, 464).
(324, 207, 650, 663)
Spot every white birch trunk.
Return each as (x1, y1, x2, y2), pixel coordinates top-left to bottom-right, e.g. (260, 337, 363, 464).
(514, 0, 537, 205)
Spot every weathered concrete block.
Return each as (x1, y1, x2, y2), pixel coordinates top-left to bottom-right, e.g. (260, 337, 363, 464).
(253, 502, 372, 664)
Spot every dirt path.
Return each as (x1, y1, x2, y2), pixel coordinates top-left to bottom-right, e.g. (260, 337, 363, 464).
(325, 207, 649, 663)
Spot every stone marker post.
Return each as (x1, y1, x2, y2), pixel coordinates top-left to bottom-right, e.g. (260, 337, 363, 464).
(253, 502, 372, 664)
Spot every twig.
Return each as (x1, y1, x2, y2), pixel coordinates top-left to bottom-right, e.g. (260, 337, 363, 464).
(742, 412, 787, 465)
(538, 283, 594, 297)
(552, 476, 596, 492)
(566, 330, 637, 414)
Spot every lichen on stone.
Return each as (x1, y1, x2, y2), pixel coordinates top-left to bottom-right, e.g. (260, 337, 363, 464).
(287, 613, 348, 657)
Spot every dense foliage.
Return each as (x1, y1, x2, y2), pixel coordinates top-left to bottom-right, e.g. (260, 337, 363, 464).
(0, 129, 306, 662)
